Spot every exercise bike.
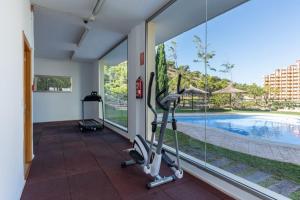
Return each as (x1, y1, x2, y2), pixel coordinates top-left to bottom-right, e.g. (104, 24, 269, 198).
(121, 72, 185, 188)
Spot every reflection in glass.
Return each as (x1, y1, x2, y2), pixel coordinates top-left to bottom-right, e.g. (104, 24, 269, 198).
(205, 0, 300, 199)
(148, 0, 300, 199)
(101, 40, 128, 129)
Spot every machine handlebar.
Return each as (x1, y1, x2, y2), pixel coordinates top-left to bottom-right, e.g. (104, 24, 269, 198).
(148, 72, 184, 112)
(156, 88, 169, 111)
(177, 74, 185, 94)
(147, 72, 158, 119)
(176, 74, 184, 105)
(147, 72, 155, 108)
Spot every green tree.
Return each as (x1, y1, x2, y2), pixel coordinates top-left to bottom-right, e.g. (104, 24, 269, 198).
(247, 84, 264, 104)
(167, 60, 175, 69)
(219, 62, 235, 81)
(168, 41, 178, 69)
(211, 94, 230, 107)
(155, 44, 169, 95)
(104, 61, 128, 101)
(261, 85, 270, 106)
(193, 35, 216, 72)
(168, 65, 191, 92)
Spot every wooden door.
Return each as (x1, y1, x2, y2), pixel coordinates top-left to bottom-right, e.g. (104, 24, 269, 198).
(23, 33, 32, 179)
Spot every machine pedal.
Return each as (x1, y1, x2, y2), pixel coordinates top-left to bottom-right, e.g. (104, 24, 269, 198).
(129, 150, 144, 164)
(162, 149, 175, 167)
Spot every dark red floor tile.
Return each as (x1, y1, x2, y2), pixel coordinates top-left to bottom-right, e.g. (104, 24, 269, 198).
(63, 147, 90, 158)
(21, 177, 70, 200)
(132, 190, 173, 200)
(38, 135, 61, 145)
(63, 140, 86, 150)
(94, 153, 125, 173)
(68, 170, 121, 200)
(38, 142, 62, 152)
(34, 148, 64, 159)
(109, 141, 132, 151)
(61, 134, 82, 143)
(27, 155, 66, 183)
(105, 168, 161, 200)
(164, 180, 221, 200)
(64, 153, 100, 176)
(88, 144, 118, 158)
(102, 133, 126, 143)
(22, 121, 233, 200)
(81, 136, 106, 147)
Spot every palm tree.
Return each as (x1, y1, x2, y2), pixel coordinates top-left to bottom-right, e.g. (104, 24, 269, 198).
(193, 35, 216, 72)
(219, 62, 235, 82)
(168, 40, 178, 69)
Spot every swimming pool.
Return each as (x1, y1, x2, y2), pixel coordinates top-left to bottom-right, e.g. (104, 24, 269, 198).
(176, 114, 300, 145)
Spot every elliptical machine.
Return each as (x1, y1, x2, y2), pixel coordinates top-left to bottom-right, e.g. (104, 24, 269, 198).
(121, 72, 185, 188)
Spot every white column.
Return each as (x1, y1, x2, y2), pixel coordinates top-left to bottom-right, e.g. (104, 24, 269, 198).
(146, 22, 156, 141)
(127, 22, 147, 142)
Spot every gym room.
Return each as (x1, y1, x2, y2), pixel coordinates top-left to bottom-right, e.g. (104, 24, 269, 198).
(1, 0, 299, 199)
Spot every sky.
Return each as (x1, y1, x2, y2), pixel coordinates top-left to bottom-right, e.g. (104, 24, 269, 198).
(164, 0, 300, 86)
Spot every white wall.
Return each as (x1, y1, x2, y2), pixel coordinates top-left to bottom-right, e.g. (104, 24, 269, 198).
(0, 0, 34, 199)
(33, 58, 99, 122)
(127, 22, 146, 141)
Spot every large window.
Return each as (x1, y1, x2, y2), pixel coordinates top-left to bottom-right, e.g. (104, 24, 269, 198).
(100, 40, 128, 130)
(148, 1, 300, 199)
(34, 75, 72, 92)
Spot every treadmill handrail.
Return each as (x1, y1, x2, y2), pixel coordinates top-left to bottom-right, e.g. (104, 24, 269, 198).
(81, 96, 102, 102)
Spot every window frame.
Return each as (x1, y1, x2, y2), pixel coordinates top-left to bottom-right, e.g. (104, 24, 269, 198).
(99, 38, 129, 131)
(33, 75, 72, 93)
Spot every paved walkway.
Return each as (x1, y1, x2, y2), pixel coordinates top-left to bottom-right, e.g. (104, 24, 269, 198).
(208, 155, 300, 199)
(170, 122, 300, 165)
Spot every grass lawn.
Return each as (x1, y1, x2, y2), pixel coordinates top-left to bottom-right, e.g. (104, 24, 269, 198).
(290, 190, 300, 200)
(105, 104, 128, 128)
(158, 128, 300, 185)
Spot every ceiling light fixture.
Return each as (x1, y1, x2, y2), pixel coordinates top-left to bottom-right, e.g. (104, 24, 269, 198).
(84, 0, 105, 23)
(93, 0, 105, 16)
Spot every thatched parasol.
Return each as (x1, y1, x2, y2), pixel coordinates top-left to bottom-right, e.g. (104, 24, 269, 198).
(212, 83, 245, 108)
(184, 85, 208, 110)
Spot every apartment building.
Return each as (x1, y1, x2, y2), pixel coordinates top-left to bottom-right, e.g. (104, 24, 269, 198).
(264, 60, 300, 101)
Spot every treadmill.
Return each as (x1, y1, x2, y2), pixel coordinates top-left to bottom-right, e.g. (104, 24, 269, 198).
(78, 91, 104, 132)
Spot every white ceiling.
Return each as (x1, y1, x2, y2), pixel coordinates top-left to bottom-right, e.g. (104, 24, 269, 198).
(32, 0, 170, 62)
(33, 0, 248, 62)
(101, 39, 128, 66)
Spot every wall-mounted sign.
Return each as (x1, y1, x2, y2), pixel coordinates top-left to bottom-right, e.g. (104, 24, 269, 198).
(140, 52, 144, 66)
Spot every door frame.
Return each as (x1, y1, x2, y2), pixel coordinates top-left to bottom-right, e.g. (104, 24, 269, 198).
(23, 32, 33, 179)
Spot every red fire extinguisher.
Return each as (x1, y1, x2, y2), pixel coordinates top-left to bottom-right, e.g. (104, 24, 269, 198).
(136, 76, 143, 99)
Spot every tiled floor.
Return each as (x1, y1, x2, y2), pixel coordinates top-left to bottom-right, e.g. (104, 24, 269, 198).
(21, 121, 233, 200)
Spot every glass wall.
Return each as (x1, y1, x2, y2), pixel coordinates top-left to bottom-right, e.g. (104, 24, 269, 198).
(147, 1, 300, 199)
(100, 40, 128, 130)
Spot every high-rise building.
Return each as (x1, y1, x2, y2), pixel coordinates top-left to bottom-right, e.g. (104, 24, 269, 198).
(264, 60, 300, 101)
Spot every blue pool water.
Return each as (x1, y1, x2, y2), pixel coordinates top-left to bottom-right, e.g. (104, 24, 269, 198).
(176, 114, 300, 145)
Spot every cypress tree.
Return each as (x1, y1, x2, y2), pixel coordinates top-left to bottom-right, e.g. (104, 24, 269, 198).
(155, 44, 169, 95)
